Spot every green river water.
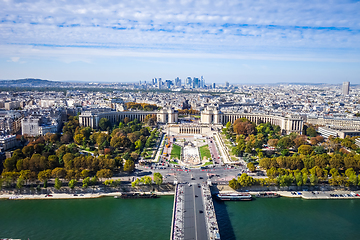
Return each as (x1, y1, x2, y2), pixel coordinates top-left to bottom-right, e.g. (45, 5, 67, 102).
(1, 196, 360, 240)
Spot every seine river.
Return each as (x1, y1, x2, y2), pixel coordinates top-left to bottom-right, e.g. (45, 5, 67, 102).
(1, 196, 360, 240)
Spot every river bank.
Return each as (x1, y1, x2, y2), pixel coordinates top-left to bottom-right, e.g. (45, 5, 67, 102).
(211, 184, 360, 200)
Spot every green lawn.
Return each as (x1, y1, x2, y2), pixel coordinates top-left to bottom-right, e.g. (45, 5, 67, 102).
(199, 145, 211, 160)
(203, 161, 213, 166)
(170, 144, 182, 160)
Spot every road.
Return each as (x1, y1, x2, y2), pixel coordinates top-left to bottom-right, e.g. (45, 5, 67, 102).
(207, 136, 220, 164)
(183, 184, 208, 240)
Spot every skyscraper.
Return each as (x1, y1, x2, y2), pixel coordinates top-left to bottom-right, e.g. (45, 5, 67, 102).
(342, 82, 350, 95)
(175, 77, 181, 87)
(193, 77, 199, 88)
(200, 76, 205, 88)
(186, 77, 192, 88)
(157, 78, 162, 89)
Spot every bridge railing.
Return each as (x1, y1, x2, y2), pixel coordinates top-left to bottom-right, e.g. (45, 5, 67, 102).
(170, 184, 184, 240)
(201, 185, 221, 240)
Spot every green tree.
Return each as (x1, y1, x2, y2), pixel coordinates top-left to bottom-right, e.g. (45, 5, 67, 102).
(309, 174, 318, 185)
(295, 172, 303, 186)
(82, 177, 90, 188)
(16, 177, 24, 191)
(277, 174, 294, 187)
(123, 159, 135, 172)
(131, 178, 141, 187)
(237, 173, 254, 187)
(277, 137, 294, 150)
(154, 172, 163, 185)
(54, 178, 62, 190)
(306, 127, 317, 137)
(140, 176, 152, 185)
(229, 178, 240, 190)
(247, 162, 256, 172)
(68, 179, 77, 191)
(266, 167, 278, 179)
(349, 174, 358, 186)
(99, 118, 110, 131)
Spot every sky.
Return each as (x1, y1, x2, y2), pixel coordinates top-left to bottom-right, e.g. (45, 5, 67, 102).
(0, 0, 360, 84)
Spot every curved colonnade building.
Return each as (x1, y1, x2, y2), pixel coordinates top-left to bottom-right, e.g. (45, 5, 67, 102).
(79, 105, 303, 134)
(200, 105, 303, 134)
(79, 108, 178, 129)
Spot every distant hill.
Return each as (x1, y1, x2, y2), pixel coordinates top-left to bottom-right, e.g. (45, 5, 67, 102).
(0, 78, 74, 88)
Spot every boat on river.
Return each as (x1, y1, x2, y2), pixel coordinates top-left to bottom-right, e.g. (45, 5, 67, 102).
(117, 193, 158, 199)
(216, 193, 252, 201)
(256, 192, 280, 198)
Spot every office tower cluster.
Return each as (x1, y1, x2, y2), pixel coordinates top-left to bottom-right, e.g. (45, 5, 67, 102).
(146, 76, 213, 90)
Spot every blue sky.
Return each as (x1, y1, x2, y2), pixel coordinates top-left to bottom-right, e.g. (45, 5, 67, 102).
(0, 0, 359, 84)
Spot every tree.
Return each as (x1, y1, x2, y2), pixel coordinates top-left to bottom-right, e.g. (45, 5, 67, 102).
(38, 169, 52, 182)
(154, 172, 163, 185)
(277, 174, 294, 187)
(140, 176, 152, 185)
(80, 170, 90, 179)
(54, 178, 62, 190)
(349, 174, 358, 186)
(229, 178, 240, 190)
(247, 162, 256, 172)
(298, 145, 313, 155)
(99, 118, 110, 131)
(294, 135, 307, 148)
(74, 134, 85, 145)
(96, 169, 113, 182)
(237, 173, 255, 186)
(82, 177, 90, 188)
(51, 168, 67, 179)
(68, 179, 77, 191)
(22, 145, 34, 157)
(295, 172, 303, 186)
(50, 134, 58, 143)
(132, 178, 141, 187)
(306, 127, 317, 137)
(16, 177, 24, 190)
(329, 154, 343, 169)
(277, 137, 294, 150)
(233, 119, 255, 136)
(123, 159, 135, 172)
(267, 139, 279, 148)
(266, 167, 278, 179)
(309, 174, 318, 185)
(124, 117, 130, 124)
(314, 146, 326, 154)
(130, 152, 139, 161)
(19, 170, 31, 185)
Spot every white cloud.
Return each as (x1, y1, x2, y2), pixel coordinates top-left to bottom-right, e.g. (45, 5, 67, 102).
(7, 57, 19, 62)
(0, 0, 359, 61)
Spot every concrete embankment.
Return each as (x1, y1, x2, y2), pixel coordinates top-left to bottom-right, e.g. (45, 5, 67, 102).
(211, 185, 360, 200)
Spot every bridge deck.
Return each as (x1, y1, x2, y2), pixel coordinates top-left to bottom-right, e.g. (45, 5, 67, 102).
(171, 183, 220, 240)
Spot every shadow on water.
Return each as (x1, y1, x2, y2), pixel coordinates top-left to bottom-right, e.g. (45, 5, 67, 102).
(212, 197, 236, 240)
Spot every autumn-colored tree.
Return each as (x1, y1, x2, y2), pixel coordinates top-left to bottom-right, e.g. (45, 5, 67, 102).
(267, 139, 279, 148)
(294, 135, 307, 148)
(298, 145, 313, 155)
(233, 119, 255, 136)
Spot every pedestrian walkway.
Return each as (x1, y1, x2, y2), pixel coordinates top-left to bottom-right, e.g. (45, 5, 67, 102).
(171, 184, 185, 240)
(201, 185, 220, 240)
